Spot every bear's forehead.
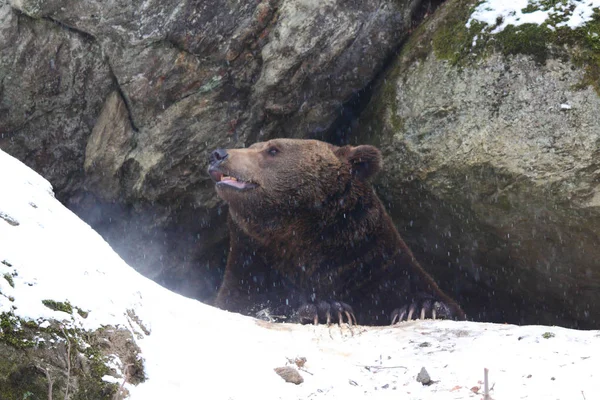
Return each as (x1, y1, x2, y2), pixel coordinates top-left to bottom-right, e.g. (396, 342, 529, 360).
(248, 138, 333, 152)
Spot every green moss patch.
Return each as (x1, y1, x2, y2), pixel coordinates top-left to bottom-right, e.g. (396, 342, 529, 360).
(566, 12, 600, 93)
(494, 23, 555, 64)
(76, 308, 89, 319)
(41, 299, 73, 314)
(3, 273, 14, 288)
(429, 1, 560, 65)
(430, 0, 491, 66)
(77, 345, 120, 399)
(41, 299, 89, 318)
(0, 359, 50, 400)
(400, 0, 600, 94)
(0, 313, 35, 349)
(0, 312, 140, 399)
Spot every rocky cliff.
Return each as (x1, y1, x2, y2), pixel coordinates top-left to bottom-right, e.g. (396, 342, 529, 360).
(1, 0, 600, 328)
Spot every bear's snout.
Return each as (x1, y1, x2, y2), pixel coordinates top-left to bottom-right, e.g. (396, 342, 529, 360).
(209, 148, 229, 166)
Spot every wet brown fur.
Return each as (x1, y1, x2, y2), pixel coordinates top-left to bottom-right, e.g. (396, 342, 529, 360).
(211, 139, 465, 325)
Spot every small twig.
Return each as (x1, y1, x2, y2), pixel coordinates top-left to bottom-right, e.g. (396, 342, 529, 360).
(581, 391, 586, 400)
(484, 368, 490, 400)
(299, 367, 314, 376)
(35, 365, 53, 400)
(114, 363, 134, 400)
(359, 365, 408, 372)
(60, 326, 71, 400)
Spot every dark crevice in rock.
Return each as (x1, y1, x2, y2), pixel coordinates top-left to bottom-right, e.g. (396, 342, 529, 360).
(105, 60, 139, 133)
(11, 8, 95, 42)
(13, 8, 138, 134)
(9, 6, 136, 135)
(42, 16, 96, 42)
(315, 0, 448, 146)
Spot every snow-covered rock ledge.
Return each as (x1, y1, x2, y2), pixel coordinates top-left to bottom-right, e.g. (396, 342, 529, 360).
(1, 148, 598, 399)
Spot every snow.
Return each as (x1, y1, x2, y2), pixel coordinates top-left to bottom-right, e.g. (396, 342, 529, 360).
(467, 0, 600, 33)
(1, 148, 599, 399)
(560, 103, 573, 110)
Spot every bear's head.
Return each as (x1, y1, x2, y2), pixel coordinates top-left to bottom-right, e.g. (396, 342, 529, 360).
(208, 139, 382, 240)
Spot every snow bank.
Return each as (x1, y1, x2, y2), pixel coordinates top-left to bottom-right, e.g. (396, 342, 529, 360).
(1, 149, 599, 399)
(468, 0, 600, 32)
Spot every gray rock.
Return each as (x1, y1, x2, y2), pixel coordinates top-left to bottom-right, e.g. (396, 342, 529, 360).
(0, 1, 112, 195)
(0, 211, 19, 226)
(355, 0, 600, 328)
(274, 366, 304, 385)
(416, 367, 431, 385)
(84, 91, 135, 201)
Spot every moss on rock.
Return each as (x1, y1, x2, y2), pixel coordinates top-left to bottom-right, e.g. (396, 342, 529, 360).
(41, 299, 73, 314)
(76, 308, 89, 319)
(0, 313, 35, 349)
(75, 344, 120, 400)
(431, 0, 489, 66)
(0, 352, 50, 400)
(3, 273, 14, 288)
(398, 0, 600, 94)
(0, 311, 143, 399)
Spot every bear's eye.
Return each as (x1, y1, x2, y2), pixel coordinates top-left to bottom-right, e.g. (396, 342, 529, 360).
(267, 146, 279, 157)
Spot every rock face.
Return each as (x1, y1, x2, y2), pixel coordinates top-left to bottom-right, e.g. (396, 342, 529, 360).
(0, 2, 112, 195)
(0, 0, 427, 300)
(355, 0, 600, 328)
(3, 0, 600, 329)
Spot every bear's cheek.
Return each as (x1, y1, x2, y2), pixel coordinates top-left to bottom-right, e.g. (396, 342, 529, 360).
(216, 185, 266, 212)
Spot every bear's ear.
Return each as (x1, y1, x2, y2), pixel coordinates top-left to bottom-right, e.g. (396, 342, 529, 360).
(336, 145, 382, 180)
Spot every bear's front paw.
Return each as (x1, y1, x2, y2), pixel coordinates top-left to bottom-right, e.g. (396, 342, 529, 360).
(390, 299, 452, 324)
(297, 300, 357, 325)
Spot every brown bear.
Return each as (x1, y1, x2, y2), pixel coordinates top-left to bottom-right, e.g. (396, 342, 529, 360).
(208, 138, 465, 325)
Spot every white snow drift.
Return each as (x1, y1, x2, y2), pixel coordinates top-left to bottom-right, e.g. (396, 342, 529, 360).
(1, 149, 599, 400)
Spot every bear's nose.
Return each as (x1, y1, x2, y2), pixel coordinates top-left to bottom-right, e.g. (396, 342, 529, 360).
(209, 148, 229, 165)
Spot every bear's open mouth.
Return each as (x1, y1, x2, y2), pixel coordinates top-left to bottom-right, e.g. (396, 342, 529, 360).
(209, 169, 258, 191)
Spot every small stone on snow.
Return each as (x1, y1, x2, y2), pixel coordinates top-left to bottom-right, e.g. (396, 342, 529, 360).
(274, 366, 304, 385)
(417, 367, 432, 385)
